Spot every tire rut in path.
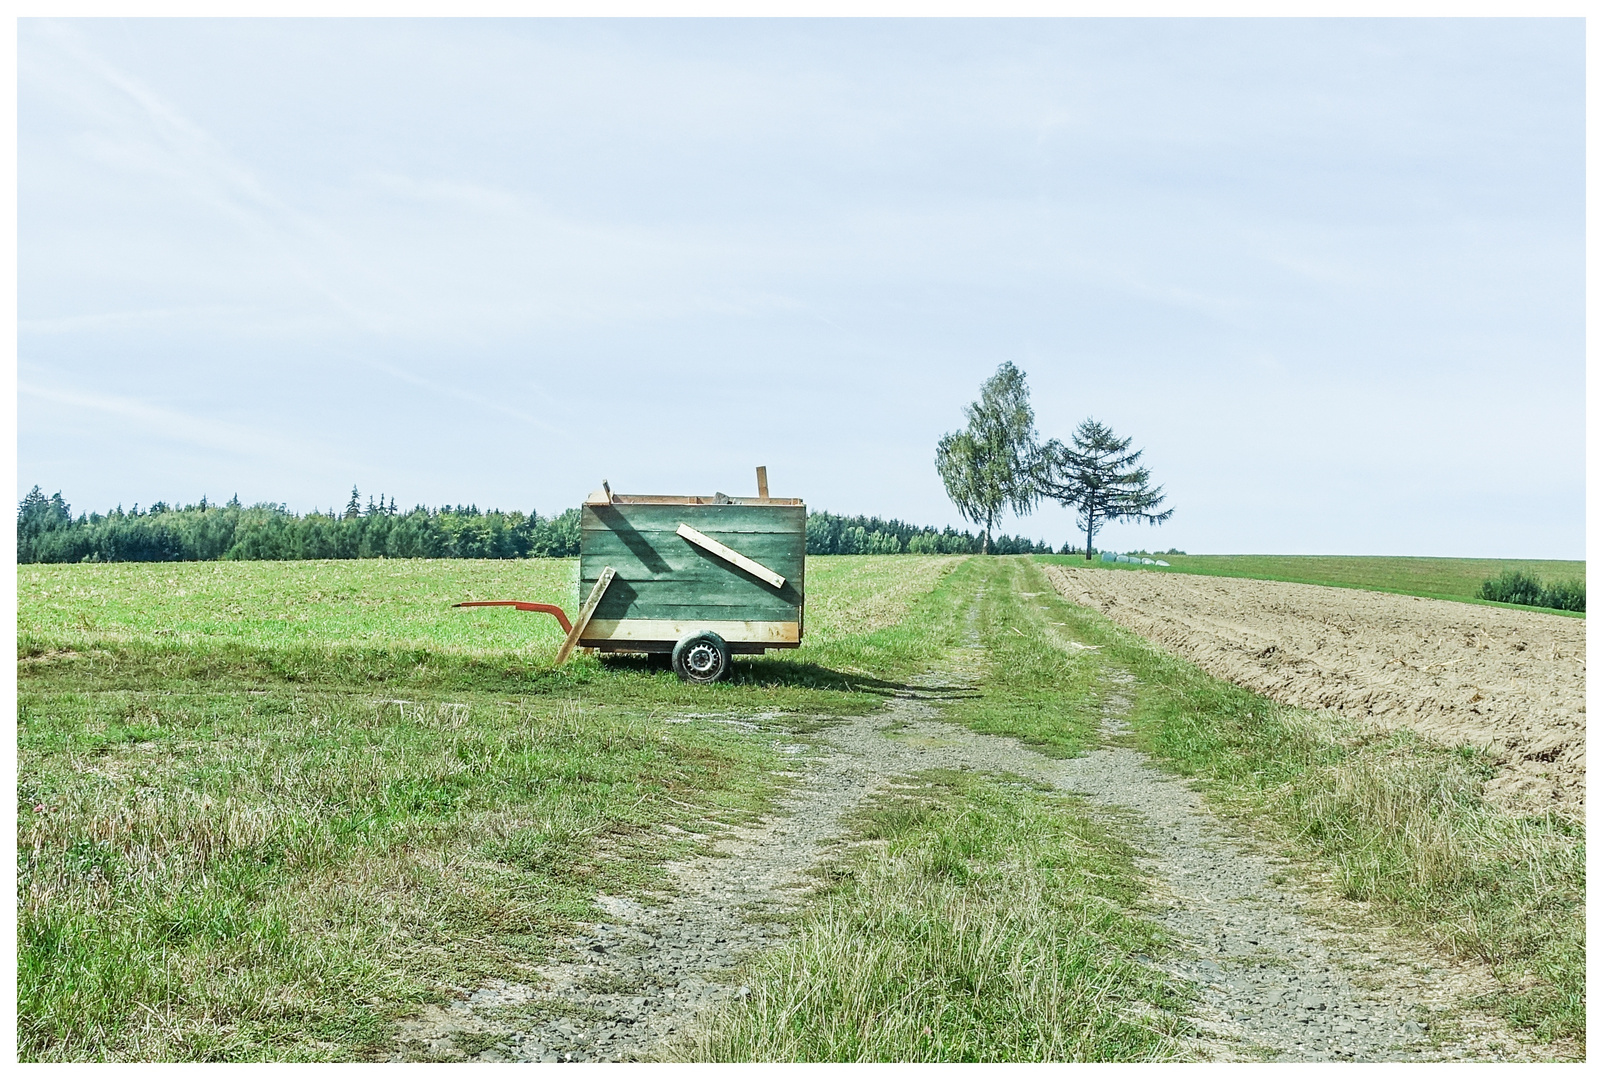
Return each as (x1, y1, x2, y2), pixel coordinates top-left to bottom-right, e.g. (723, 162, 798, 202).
(1059, 671, 1528, 1061)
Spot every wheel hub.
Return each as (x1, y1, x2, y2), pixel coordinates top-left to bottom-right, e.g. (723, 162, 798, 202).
(684, 643, 720, 677)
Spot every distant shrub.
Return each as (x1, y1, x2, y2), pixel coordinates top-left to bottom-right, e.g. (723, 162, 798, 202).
(1541, 579, 1586, 613)
(1479, 570, 1584, 613)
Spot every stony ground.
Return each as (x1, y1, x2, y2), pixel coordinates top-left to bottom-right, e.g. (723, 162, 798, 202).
(393, 614, 1539, 1062)
(1041, 564, 1585, 816)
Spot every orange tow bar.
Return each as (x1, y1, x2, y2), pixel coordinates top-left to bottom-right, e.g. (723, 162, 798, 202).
(452, 600, 573, 634)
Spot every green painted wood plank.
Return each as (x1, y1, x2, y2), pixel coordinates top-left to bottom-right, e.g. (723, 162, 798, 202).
(584, 577, 802, 621)
(577, 566, 804, 586)
(582, 534, 802, 579)
(581, 503, 806, 535)
(578, 572, 806, 602)
(591, 601, 800, 623)
(580, 536, 803, 582)
(581, 528, 804, 557)
(580, 535, 804, 568)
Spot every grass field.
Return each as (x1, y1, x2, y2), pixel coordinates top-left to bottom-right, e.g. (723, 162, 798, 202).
(16, 554, 997, 1061)
(1036, 554, 1585, 616)
(17, 555, 964, 710)
(18, 554, 1584, 1059)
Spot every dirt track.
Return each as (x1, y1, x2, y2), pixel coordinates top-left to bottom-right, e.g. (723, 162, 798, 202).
(1043, 566, 1585, 815)
(394, 685, 1528, 1061)
(393, 619, 1536, 1061)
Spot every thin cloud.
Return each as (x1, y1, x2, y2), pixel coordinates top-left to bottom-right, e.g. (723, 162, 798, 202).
(354, 359, 565, 437)
(18, 379, 363, 476)
(32, 22, 414, 337)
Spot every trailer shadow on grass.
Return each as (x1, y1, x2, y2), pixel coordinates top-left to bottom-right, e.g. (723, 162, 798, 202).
(735, 661, 982, 706)
(598, 652, 925, 698)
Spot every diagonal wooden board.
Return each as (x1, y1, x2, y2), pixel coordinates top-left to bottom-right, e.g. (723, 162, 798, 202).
(555, 565, 616, 664)
(675, 523, 786, 589)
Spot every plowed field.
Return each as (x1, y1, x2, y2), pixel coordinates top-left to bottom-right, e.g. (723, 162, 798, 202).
(1042, 564, 1585, 815)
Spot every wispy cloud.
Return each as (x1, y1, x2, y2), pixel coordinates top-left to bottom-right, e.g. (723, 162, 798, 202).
(18, 379, 363, 476)
(19, 305, 252, 335)
(31, 21, 406, 333)
(354, 358, 565, 437)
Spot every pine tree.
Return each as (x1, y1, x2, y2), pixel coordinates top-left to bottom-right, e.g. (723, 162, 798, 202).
(345, 486, 362, 520)
(1037, 419, 1173, 560)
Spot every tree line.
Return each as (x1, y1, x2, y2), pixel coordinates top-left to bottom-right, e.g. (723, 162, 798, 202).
(16, 487, 582, 564)
(803, 510, 1061, 556)
(17, 488, 1074, 564)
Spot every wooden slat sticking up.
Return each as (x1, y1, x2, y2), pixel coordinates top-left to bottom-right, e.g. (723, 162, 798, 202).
(555, 565, 616, 664)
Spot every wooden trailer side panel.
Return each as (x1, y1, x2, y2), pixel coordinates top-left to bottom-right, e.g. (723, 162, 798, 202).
(579, 502, 805, 643)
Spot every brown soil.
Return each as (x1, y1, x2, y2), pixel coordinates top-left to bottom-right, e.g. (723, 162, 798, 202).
(1042, 565, 1584, 816)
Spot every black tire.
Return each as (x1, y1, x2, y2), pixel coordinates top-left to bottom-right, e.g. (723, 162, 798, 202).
(672, 631, 730, 684)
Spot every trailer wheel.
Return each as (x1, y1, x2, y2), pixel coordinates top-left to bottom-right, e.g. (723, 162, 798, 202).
(672, 631, 730, 684)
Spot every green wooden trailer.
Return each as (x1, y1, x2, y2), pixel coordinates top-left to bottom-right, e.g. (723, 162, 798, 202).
(456, 467, 805, 682)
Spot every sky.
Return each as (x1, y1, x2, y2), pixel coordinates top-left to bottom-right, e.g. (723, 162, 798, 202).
(16, 18, 1585, 558)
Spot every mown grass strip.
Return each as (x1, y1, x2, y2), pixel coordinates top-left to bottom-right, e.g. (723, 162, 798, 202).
(1018, 557, 1585, 1050)
(688, 770, 1187, 1062)
(927, 557, 1102, 756)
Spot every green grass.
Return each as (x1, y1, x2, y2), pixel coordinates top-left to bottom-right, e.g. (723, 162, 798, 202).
(19, 693, 781, 1060)
(998, 559, 1584, 1050)
(16, 555, 970, 1061)
(1036, 553, 1586, 617)
(21, 553, 1583, 1059)
(938, 558, 1101, 757)
(688, 770, 1188, 1062)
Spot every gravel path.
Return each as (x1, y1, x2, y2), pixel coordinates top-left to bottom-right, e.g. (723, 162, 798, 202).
(393, 673, 1058, 1062)
(394, 626, 1535, 1061)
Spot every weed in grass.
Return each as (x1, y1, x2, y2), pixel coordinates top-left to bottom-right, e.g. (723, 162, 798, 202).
(687, 770, 1188, 1062)
(1478, 569, 1585, 613)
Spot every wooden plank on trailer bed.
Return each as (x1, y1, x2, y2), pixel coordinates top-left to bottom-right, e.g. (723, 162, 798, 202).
(582, 618, 800, 645)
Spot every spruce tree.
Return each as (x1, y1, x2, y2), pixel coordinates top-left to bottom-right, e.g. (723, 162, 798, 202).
(1037, 419, 1173, 560)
